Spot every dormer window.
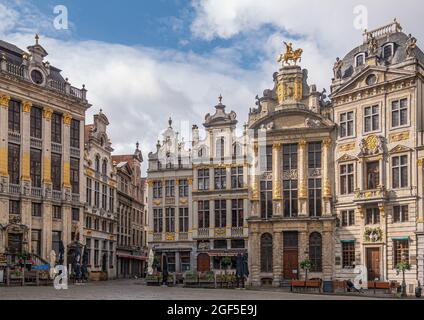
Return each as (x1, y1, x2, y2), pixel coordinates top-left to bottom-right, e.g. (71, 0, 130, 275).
(383, 43, 394, 59)
(355, 53, 365, 67)
(198, 147, 206, 159)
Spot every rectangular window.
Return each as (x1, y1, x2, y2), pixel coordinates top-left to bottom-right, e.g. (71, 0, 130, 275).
(167, 252, 176, 273)
(284, 180, 298, 218)
(165, 208, 175, 233)
(364, 105, 379, 133)
(366, 161, 380, 190)
(8, 100, 21, 133)
(214, 168, 227, 190)
(340, 163, 355, 195)
(308, 143, 322, 169)
(393, 205, 409, 223)
(165, 180, 175, 197)
(366, 208, 380, 225)
(94, 240, 99, 267)
(341, 210, 355, 227)
(180, 252, 191, 272)
(179, 179, 189, 197)
(102, 184, 108, 210)
(392, 155, 408, 188)
(85, 216, 92, 229)
(342, 242, 355, 268)
(86, 238, 92, 265)
(70, 119, 80, 148)
(53, 206, 62, 220)
(109, 187, 114, 212)
(72, 208, 80, 222)
(51, 113, 62, 144)
(86, 178, 92, 206)
(52, 231, 62, 256)
(70, 158, 79, 194)
(283, 144, 298, 171)
(198, 169, 210, 191)
(179, 208, 189, 233)
(392, 99, 408, 128)
(231, 199, 244, 228)
(51, 153, 62, 191)
(231, 167, 243, 189)
(153, 181, 162, 199)
(31, 203, 42, 217)
(31, 230, 42, 256)
(30, 107, 42, 138)
(260, 181, 273, 219)
(215, 200, 227, 228)
(340, 111, 354, 138)
(8, 143, 20, 185)
(308, 178, 322, 217)
(260, 146, 273, 172)
(198, 201, 210, 228)
(9, 200, 20, 215)
(30, 148, 42, 188)
(393, 240, 409, 267)
(94, 181, 100, 208)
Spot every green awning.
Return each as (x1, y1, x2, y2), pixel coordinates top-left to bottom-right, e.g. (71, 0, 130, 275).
(340, 240, 356, 243)
(391, 237, 410, 241)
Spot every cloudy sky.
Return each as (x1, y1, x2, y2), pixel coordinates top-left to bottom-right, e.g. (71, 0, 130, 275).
(0, 0, 422, 174)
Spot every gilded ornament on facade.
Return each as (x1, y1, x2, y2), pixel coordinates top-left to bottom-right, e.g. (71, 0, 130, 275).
(165, 233, 176, 241)
(43, 107, 53, 120)
(323, 138, 332, 148)
(418, 159, 424, 167)
(364, 228, 383, 243)
(277, 42, 303, 66)
(22, 101, 32, 113)
(0, 94, 10, 107)
(215, 228, 226, 237)
(339, 143, 356, 152)
(277, 82, 286, 104)
(294, 80, 303, 101)
(389, 131, 410, 143)
(63, 113, 73, 126)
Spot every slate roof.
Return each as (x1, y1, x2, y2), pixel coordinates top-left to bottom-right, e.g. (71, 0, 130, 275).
(339, 32, 424, 80)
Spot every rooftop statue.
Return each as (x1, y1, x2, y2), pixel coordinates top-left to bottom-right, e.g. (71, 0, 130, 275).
(277, 42, 303, 66)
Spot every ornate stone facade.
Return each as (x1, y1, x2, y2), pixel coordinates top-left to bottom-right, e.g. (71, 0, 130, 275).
(147, 118, 195, 273)
(247, 46, 335, 287)
(83, 111, 118, 280)
(331, 20, 424, 292)
(0, 36, 89, 266)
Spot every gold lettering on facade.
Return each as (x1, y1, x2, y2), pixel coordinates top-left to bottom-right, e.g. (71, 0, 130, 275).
(339, 143, 356, 152)
(390, 131, 410, 143)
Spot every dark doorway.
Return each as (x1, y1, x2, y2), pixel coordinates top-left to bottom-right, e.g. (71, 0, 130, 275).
(197, 253, 210, 272)
(283, 232, 299, 280)
(8, 233, 23, 254)
(366, 248, 381, 281)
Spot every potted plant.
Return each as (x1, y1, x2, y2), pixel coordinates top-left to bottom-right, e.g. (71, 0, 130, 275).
(396, 260, 411, 298)
(146, 272, 161, 286)
(183, 271, 198, 287)
(221, 257, 232, 271)
(300, 260, 312, 282)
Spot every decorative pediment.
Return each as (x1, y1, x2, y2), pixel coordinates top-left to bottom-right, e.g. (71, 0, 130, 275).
(389, 145, 412, 154)
(332, 66, 415, 98)
(337, 154, 358, 163)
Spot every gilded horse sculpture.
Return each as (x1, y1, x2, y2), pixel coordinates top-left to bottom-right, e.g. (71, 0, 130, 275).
(277, 42, 303, 66)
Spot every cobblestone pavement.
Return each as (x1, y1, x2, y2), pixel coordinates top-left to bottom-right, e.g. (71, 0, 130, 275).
(0, 280, 380, 300)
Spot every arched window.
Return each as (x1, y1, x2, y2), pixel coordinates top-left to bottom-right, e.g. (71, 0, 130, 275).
(95, 155, 100, 172)
(198, 147, 206, 159)
(309, 232, 322, 272)
(355, 53, 365, 67)
(261, 233, 273, 273)
(102, 159, 108, 175)
(216, 137, 225, 160)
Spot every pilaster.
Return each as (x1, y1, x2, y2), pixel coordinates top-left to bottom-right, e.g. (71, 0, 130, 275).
(298, 139, 308, 216)
(322, 138, 332, 216)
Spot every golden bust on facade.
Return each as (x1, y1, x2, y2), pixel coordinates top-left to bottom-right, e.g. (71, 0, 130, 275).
(277, 42, 303, 66)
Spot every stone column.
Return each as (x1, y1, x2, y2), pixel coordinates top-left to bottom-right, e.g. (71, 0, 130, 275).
(63, 113, 72, 192)
(21, 101, 32, 229)
(417, 159, 424, 232)
(322, 223, 334, 281)
(322, 138, 332, 216)
(272, 231, 282, 287)
(226, 199, 232, 237)
(272, 144, 282, 216)
(379, 203, 388, 281)
(0, 94, 10, 226)
(298, 139, 308, 216)
(42, 203, 52, 261)
(249, 230, 261, 287)
(250, 144, 260, 218)
(42, 107, 53, 194)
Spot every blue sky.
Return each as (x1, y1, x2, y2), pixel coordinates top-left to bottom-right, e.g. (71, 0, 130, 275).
(0, 0, 422, 168)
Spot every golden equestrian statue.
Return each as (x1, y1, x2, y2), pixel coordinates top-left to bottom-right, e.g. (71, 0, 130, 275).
(277, 42, 303, 66)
